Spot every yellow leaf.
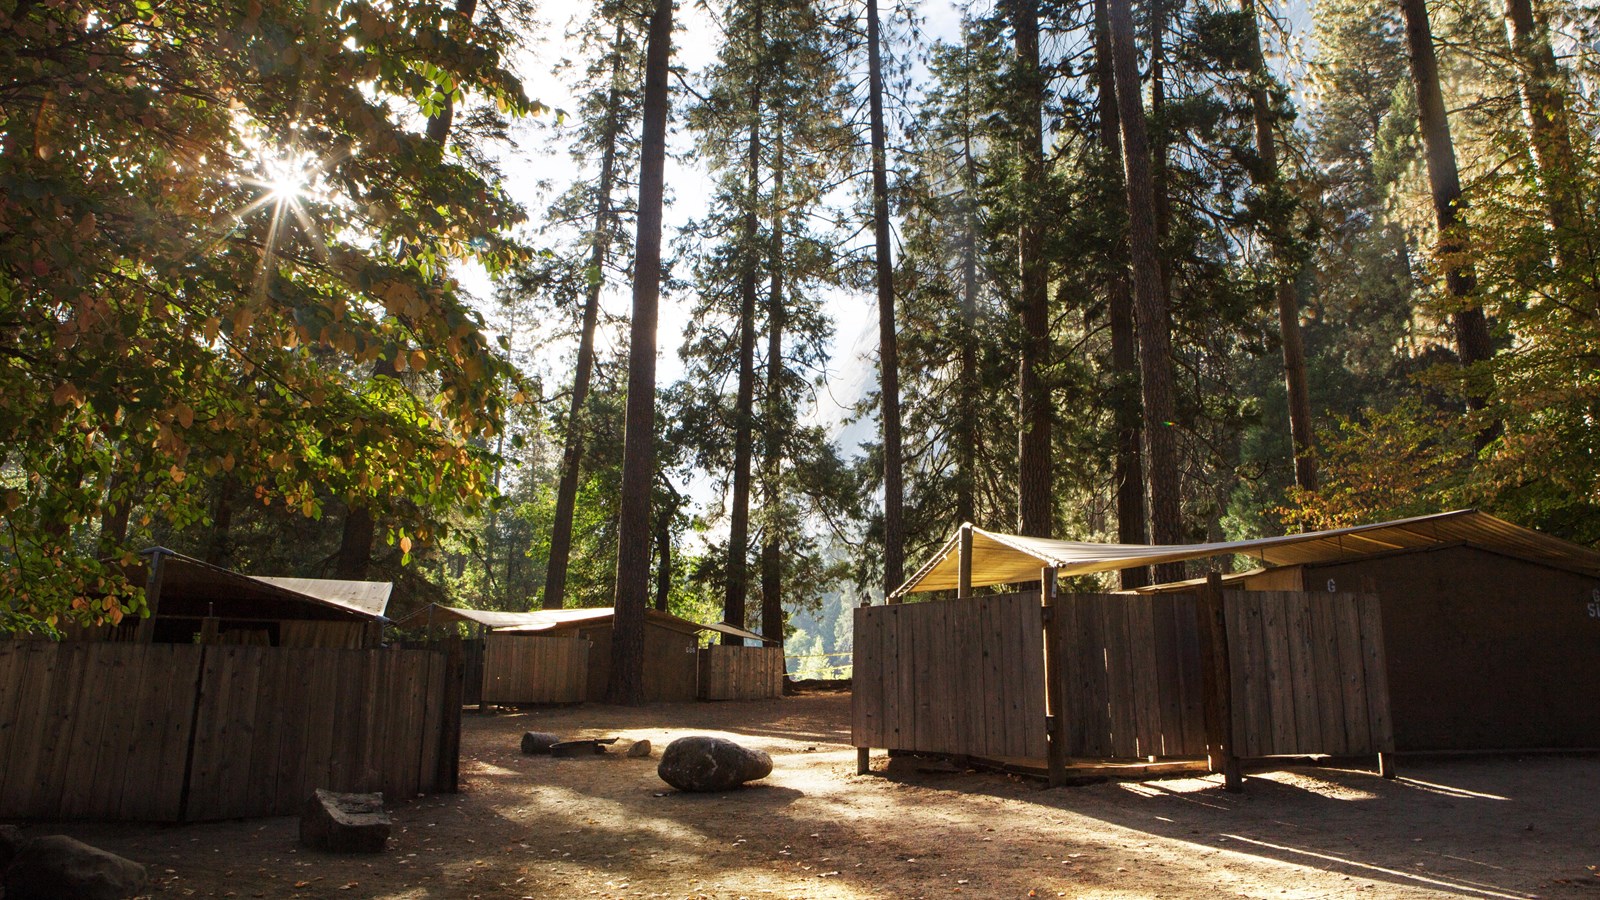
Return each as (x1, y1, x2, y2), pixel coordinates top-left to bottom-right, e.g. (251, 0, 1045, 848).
(399, 535, 412, 553)
(51, 382, 80, 407)
(174, 402, 195, 428)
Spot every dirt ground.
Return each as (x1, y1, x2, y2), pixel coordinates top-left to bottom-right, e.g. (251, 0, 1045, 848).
(42, 690, 1600, 899)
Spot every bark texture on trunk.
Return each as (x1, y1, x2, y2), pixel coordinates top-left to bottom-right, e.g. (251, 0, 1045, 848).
(654, 502, 672, 612)
(760, 139, 786, 646)
(956, 123, 978, 528)
(1503, 0, 1593, 294)
(1241, 0, 1317, 492)
(608, 0, 673, 706)
(1107, 0, 1185, 585)
(1093, 0, 1148, 589)
(98, 470, 133, 560)
(725, 4, 764, 642)
(204, 479, 233, 567)
(1009, 0, 1052, 538)
(867, 0, 906, 597)
(544, 31, 627, 610)
(1399, 0, 1497, 436)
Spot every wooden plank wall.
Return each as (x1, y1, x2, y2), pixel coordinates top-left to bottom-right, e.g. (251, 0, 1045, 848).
(279, 621, 368, 649)
(1050, 593, 1209, 759)
(0, 641, 202, 821)
(1224, 591, 1394, 758)
(0, 641, 456, 822)
(852, 593, 1047, 759)
(698, 646, 784, 700)
(481, 634, 588, 704)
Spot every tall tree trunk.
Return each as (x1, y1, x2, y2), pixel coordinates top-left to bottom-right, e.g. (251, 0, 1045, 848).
(336, 0, 477, 580)
(1149, 0, 1172, 295)
(867, 0, 905, 597)
(98, 469, 132, 559)
(1094, 0, 1148, 588)
(760, 139, 786, 647)
(544, 33, 627, 610)
(1398, 0, 1497, 444)
(608, 0, 673, 706)
(654, 500, 672, 612)
(1241, 0, 1317, 492)
(725, 4, 763, 642)
(1108, 0, 1185, 584)
(956, 120, 979, 528)
(1009, 0, 1052, 538)
(204, 479, 233, 567)
(1503, 0, 1593, 291)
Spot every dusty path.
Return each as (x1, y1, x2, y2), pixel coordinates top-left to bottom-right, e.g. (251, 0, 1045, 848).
(44, 691, 1600, 898)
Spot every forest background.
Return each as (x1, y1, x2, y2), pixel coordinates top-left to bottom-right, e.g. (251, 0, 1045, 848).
(3, 0, 1597, 680)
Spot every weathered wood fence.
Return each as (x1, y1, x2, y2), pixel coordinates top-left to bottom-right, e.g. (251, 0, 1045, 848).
(853, 583, 1395, 788)
(481, 634, 588, 704)
(1223, 591, 1393, 759)
(0, 640, 462, 822)
(1051, 593, 1208, 759)
(852, 593, 1048, 759)
(698, 645, 784, 700)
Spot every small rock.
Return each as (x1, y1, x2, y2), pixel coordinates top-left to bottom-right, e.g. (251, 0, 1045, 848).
(657, 736, 772, 792)
(299, 790, 391, 854)
(521, 732, 562, 755)
(626, 740, 652, 759)
(3, 835, 148, 900)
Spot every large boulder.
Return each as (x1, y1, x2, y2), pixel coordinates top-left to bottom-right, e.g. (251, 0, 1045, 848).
(657, 736, 772, 793)
(3, 835, 147, 900)
(299, 790, 391, 854)
(521, 731, 562, 755)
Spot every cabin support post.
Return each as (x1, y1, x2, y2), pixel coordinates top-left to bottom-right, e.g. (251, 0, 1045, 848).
(478, 623, 491, 714)
(856, 747, 870, 775)
(438, 635, 465, 792)
(1040, 566, 1068, 788)
(958, 523, 974, 599)
(135, 548, 168, 644)
(1198, 572, 1242, 791)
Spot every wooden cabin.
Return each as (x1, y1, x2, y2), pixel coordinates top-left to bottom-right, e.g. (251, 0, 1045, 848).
(396, 605, 780, 703)
(892, 510, 1600, 757)
(1132, 516, 1600, 752)
(61, 547, 391, 648)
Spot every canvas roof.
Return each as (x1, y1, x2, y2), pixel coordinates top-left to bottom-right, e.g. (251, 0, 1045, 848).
(893, 509, 1600, 596)
(393, 603, 774, 645)
(135, 549, 392, 620)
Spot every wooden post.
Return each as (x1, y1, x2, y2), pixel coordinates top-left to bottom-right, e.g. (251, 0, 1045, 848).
(477, 624, 490, 714)
(958, 523, 974, 599)
(856, 747, 870, 775)
(135, 548, 168, 644)
(1360, 575, 1397, 779)
(1040, 567, 1068, 788)
(437, 636, 465, 792)
(198, 616, 219, 645)
(1197, 572, 1242, 791)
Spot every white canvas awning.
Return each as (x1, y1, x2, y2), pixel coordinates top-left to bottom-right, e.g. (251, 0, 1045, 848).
(893, 509, 1600, 596)
(392, 604, 775, 644)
